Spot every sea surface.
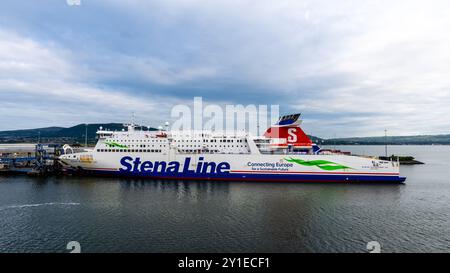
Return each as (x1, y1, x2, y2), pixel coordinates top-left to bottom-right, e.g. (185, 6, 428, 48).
(0, 145, 449, 253)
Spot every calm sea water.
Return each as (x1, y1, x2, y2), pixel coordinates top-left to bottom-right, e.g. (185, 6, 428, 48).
(0, 145, 449, 253)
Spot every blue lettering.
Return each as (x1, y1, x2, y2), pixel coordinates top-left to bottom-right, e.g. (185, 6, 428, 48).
(120, 156, 133, 172)
(119, 157, 231, 175)
(217, 162, 231, 174)
(140, 161, 153, 172)
(153, 161, 167, 173)
(202, 162, 216, 173)
(132, 157, 142, 172)
(183, 158, 195, 174)
(166, 161, 180, 173)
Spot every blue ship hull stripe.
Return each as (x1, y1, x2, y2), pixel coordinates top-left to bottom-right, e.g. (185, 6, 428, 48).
(75, 169, 406, 183)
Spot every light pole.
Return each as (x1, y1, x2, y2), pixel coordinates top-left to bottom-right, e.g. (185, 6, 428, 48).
(85, 124, 88, 148)
(384, 129, 388, 157)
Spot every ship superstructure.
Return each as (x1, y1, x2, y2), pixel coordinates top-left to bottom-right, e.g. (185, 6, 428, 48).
(59, 114, 406, 183)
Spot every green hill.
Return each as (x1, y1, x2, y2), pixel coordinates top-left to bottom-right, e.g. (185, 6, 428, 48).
(0, 124, 157, 144)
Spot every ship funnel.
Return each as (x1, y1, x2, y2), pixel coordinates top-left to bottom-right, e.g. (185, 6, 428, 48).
(276, 113, 302, 126)
(264, 113, 313, 148)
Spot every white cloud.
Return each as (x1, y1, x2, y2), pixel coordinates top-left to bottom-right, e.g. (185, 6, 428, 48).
(2, 0, 450, 136)
(294, 0, 450, 137)
(97, 55, 219, 85)
(0, 29, 176, 129)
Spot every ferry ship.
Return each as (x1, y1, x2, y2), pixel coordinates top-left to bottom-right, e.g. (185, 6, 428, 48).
(59, 114, 406, 183)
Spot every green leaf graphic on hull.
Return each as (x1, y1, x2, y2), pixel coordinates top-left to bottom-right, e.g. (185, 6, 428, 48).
(284, 157, 352, 171)
(105, 141, 128, 148)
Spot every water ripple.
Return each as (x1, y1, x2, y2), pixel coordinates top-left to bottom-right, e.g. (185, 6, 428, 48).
(0, 202, 80, 211)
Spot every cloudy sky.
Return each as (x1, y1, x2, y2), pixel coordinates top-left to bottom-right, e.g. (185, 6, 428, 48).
(1, 0, 450, 137)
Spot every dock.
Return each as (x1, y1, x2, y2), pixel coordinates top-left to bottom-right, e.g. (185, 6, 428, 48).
(379, 155, 424, 165)
(0, 144, 64, 176)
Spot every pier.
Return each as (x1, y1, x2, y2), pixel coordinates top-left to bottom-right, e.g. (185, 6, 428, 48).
(379, 155, 425, 165)
(0, 144, 64, 176)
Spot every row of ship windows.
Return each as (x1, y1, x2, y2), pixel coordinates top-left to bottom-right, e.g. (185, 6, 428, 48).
(132, 145, 166, 148)
(176, 145, 247, 148)
(179, 151, 249, 154)
(173, 139, 245, 143)
(179, 150, 220, 154)
(109, 139, 166, 143)
(107, 139, 245, 143)
(106, 144, 246, 148)
(97, 149, 162, 153)
(96, 148, 248, 154)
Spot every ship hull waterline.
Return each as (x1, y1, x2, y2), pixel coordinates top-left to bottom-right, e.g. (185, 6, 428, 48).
(65, 168, 406, 183)
(62, 152, 406, 184)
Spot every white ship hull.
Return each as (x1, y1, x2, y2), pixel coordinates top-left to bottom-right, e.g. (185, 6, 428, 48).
(60, 152, 405, 183)
(59, 114, 406, 183)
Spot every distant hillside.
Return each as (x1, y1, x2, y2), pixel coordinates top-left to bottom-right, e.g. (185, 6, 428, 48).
(0, 124, 157, 144)
(324, 134, 450, 145)
(0, 126, 64, 138)
(308, 135, 324, 143)
(1, 125, 449, 145)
